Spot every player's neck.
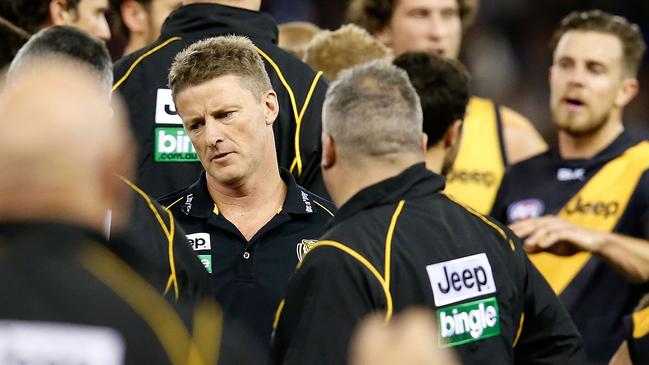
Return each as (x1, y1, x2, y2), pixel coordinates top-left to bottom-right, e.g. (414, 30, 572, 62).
(558, 116, 624, 160)
(424, 146, 446, 175)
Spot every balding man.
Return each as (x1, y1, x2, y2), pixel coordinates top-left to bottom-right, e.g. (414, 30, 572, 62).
(270, 60, 585, 365)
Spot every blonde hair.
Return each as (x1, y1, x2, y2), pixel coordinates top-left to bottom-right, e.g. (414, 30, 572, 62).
(278, 21, 321, 59)
(304, 24, 391, 80)
(169, 35, 271, 99)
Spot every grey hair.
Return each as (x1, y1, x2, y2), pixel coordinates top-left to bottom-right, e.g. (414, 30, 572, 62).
(323, 59, 423, 160)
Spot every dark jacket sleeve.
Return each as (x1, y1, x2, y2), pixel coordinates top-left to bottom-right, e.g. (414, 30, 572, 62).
(514, 251, 587, 364)
(270, 245, 386, 365)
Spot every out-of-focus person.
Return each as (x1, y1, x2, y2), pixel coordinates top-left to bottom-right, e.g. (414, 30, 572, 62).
(303, 23, 391, 80)
(347, 0, 547, 214)
(277, 21, 320, 59)
(491, 10, 649, 363)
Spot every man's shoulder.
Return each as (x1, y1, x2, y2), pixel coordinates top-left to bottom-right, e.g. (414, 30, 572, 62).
(295, 186, 336, 219)
(158, 186, 193, 211)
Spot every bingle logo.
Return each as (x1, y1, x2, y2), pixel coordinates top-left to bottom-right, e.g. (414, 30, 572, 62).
(155, 88, 183, 125)
(564, 196, 619, 218)
(187, 232, 210, 251)
(507, 199, 544, 223)
(427, 253, 496, 307)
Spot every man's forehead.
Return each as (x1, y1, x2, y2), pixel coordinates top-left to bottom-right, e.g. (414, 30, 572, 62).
(395, 0, 459, 10)
(554, 31, 624, 63)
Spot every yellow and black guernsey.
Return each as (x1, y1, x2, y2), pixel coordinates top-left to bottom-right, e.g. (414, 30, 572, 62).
(159, 168, 335, 355)
(270, 163, 585, 365)
(445, 96, 507, 214)
(491, 131, 649, 363)
(623, 304, 649, 364)
(113, 3, 329, 198)
(0, 221, 264, 365)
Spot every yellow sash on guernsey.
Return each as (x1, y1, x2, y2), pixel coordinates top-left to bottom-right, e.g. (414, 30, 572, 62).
(530, 141, 649, 294)
(445, 97, 505, 214)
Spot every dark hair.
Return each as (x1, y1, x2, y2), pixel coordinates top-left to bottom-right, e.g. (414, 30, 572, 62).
(0, 16, 29, 68)
(0, 0, 81, 34)
(550, 10, 646, 76)
(393, 52, 469, 147)
(347, 0, 479, 35)
(11, 26, 112, 90)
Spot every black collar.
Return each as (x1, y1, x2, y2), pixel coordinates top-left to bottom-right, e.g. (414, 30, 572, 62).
(160, 3, 278, 44)
(551, 130, 643, 168)
(182, 168, 316, 219)
(331, 163, 445, 226)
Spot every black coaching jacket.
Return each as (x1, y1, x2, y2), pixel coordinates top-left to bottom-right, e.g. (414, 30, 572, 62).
(113, 3, 328, 199)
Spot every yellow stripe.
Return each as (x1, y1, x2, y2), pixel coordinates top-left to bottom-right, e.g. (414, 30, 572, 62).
(112, 37, 182, 91)
(633, 306, 649, 339)
(312, 200, 334, 217)
(165, 196, 184, 210)
(444, 193, 508, 240)
(293, 71, 323, 175)
(213, 204, 219, 215)
(289, 157, 298, 173)
(192, 301, 223, 365)
(80, 244, 204, 365)
(384, 201, 405, 290)
(119, 176, 179, 299)
(513, 313, 524, 347)
(308, 240, 393, 323)
(256, 47, 323, 176)
(273, 299, 286, 330)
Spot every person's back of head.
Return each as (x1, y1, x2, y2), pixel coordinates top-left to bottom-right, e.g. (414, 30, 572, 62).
(323, 59, 423, 168)
(393, 52, 469, 147)
(278, 21, 321, 59)
(304, 24, 391, 80)
(0, 57, 133, 231)
(10, 25, 113, 95)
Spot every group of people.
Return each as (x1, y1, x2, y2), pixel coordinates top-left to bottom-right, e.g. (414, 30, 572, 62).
(0, 0, 648, 364)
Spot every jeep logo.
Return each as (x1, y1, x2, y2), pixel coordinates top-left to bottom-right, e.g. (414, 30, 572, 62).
(564, 196, 619, 219)
(155, 88, 183, 125)
(446, 170, 497, 187)
(427, 253, 496, 307)
(187, 233, 211, 251)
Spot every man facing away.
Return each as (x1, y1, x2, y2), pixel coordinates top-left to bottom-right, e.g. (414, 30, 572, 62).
(270, 58, 584, 365)
(492, 10, 649, 363)
(113, 0, 329, 198)
(160, 35, 335, 354)
(347, 0, 547, 214)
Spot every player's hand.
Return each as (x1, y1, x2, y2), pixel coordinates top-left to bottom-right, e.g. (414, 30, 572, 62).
(509, 215, 606, 255)
(349, 308, 459, 365)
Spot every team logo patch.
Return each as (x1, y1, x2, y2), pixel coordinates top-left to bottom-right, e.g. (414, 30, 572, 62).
(437, 296, 501, 347)
(187, 233, 210, 251)
(155, 88, 183, 125)
(507, 199, 544, 223)
(198, 254, 212, 273)
(426, 253, 496, 307)
(154, 127, 198, 162)
(296, 239, 317, 262)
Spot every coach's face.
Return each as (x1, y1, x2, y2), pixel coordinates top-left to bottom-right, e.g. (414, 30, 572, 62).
(550, 31, 636, 136)
(375, 0, 462, 59)
(175, 75, 278, 188)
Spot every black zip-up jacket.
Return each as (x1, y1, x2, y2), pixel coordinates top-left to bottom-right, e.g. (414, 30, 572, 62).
(270, 163, 586, 365)
(113, 3, 328, 198)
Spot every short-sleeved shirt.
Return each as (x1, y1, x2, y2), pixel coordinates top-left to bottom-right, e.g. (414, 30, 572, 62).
(160, 168, 335, 350)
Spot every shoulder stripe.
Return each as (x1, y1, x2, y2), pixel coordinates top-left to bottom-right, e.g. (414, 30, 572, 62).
(312, 199, 334, 217)
(79, 244, 204, 365)
(384, 200, 405, 291)
(306, 240, 393, 323)
(273, 299, 286, 330)
(255, 46, 324, 177)
(444, 192, 509, 243)
(119, 175, 179, 299)
(113, 37, 182, 91)
(632, 304, 649, 339)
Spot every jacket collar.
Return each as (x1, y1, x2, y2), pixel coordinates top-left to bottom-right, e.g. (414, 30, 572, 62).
(160, 3, 278, 44)
(331, 163, 445, 226)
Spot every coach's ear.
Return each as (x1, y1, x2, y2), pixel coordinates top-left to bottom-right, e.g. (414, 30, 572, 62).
(321, 133, 336, 170)
(49, 0, 74, 25)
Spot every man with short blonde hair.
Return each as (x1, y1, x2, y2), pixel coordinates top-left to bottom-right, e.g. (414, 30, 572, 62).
(161, 35, 335, 353)
(303, 24, 391, 80)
